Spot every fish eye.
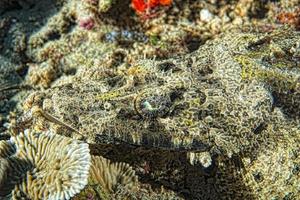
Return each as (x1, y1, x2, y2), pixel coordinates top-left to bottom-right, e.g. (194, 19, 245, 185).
(135, 91, 172, 119)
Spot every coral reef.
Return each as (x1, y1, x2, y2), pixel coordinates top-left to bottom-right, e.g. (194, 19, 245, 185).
(0, 130, 91, 200)
(0, 0, 300, 199)
(89, 155, 137, 194)
(27, 29, 117, 87)
(8, 0, 296, 90)
(74, 155, 138, 199)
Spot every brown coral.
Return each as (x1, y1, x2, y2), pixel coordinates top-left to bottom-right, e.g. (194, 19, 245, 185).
(0, 130, 91, 200)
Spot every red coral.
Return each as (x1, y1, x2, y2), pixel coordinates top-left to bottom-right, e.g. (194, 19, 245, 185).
(159, 0, 172, 6)
(132, 0, 147, 13)
(132, 0, 172, 14)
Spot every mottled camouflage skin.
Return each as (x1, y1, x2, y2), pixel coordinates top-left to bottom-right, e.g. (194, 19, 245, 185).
(28, 28, 299, 159)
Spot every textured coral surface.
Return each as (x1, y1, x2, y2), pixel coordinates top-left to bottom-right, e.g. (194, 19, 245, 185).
(0, 130, 91, 200)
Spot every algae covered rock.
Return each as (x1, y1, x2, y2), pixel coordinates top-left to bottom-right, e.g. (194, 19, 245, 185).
(24, 28, 300, 159)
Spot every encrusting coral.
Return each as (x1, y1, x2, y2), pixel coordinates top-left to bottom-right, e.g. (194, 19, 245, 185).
(1, 0, 300, 199)
(0, 129, 91, 200)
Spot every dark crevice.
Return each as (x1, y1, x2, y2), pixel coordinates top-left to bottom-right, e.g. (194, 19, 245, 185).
(248, 1, 269, 19)
(184, 36, 204, 52)
(157, 62, 176, 72)
(253, 122, 267, 135)
(64, 68, 77, 76)
(15, 65, 29, 78)
(64, 17, 77, 34)
(47, 31, 61, 41)
(0, 3, 23, 14)
(271, 90, 300, 120)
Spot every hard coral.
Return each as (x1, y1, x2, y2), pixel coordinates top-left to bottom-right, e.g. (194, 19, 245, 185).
(74, 155, 137, 199)
(0, 130, 91, 200)
(89, 156, 138, 194)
